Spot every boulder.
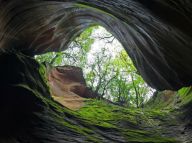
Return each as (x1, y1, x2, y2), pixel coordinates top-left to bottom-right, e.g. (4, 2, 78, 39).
(47, 65, 97, 109)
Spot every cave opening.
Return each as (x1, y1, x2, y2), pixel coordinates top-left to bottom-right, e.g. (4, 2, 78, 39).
(35, 25, 155, 109)
(1, 0, 192, 142)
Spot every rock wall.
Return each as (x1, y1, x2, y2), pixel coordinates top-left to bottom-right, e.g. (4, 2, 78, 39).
(0, 52, 49, 136)
(0, 0, 192, 90)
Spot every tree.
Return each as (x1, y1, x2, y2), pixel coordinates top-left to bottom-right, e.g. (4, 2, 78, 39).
(113, 50, 152, 108)
(85, 47, 117, 99)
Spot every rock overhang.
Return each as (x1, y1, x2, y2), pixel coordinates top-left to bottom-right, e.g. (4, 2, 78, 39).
(0, 0, 192, 90)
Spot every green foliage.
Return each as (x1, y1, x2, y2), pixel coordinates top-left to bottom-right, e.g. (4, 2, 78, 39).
(108, 50, 152, 107)
(178, 87, 192, 107)
(77, 27, 95, 52)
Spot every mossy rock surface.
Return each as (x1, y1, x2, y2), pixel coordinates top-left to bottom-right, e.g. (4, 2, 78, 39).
(0, 52, 191, 143)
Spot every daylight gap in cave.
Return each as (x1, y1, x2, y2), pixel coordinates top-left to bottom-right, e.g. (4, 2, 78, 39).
(34, 25, 155, 109)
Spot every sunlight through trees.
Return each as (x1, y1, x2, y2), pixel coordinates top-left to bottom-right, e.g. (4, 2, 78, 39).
(35, 26, 155, 107)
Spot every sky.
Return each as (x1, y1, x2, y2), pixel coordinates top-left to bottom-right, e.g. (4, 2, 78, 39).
(87, 26, 123, 64)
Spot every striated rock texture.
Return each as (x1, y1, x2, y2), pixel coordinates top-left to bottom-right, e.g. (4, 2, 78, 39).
(0, 0, 192, 90)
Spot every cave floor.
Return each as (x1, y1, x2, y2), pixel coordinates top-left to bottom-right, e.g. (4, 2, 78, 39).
(2, 88, 192, 143)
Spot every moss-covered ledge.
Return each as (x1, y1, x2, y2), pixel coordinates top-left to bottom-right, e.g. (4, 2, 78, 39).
(0, 51, 191, 143)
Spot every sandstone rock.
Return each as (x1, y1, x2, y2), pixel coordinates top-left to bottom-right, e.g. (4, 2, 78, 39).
(47, 65, 97, 109)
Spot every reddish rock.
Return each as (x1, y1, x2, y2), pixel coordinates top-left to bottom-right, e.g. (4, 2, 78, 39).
(48, 65, 97, 99)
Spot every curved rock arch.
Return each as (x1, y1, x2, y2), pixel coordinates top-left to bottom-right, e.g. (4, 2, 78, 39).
(0, 0, 192, 90)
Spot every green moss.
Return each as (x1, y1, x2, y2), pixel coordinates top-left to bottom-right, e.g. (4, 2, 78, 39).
(3, 52, 185, 142)
(75, 99, 180, 142)
(178, 87, 192, 107)
(32, 89, 184, 142)
(28, 59, 191, 142)
(38, 63, 48, 83)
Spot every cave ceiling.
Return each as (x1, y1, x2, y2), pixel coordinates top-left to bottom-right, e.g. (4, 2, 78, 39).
(0, 0, 192, 90)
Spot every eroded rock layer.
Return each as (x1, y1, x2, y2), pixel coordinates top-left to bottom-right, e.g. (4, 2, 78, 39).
(0, 0, 192, 90)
